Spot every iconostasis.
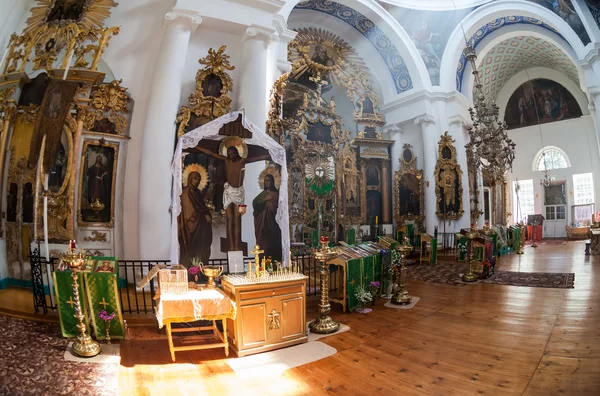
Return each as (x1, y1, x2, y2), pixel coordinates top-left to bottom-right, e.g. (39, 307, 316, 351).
(0, 0, 133, 279)
(266, 28, 393, 245)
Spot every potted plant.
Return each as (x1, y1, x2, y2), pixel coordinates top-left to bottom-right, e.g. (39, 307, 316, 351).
(188, 256, 203, 283)
(369, 281, 380, 305)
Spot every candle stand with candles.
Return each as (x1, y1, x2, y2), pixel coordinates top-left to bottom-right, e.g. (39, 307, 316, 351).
(392, 237, 413, 305)
(60, 240, 101, 357)
(309, 236, 340, 334)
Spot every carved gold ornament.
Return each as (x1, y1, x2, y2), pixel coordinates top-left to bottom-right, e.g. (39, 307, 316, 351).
(305, 157, 334, 188)
(83, 230, 108, 242)
(83, 80, 132, 135)
(266, 73, 288, 145)
(182, 163, 209, 191)
(434, 132, 464, 220)
(3, 0, 119, 75)
(258, 165, 281, 190)
(0, 86, 17, 117)
(394, 144, 424, 225)
(177, 46, 235, 137)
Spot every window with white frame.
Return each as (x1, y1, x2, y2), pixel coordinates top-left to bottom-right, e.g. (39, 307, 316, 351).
(513, 179, 535, 224)
(536, 148, 569, 171)
(573, 173, 594, 205)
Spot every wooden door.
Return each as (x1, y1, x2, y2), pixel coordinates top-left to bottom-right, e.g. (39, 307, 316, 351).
(239, 301, 268, 349)
(280, 295, 305, 341)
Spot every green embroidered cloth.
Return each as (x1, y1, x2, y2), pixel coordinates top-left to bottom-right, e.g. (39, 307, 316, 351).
(346, 228, 356, 245)
(345, 254, 383, 311)
(84, 271, 126, 340)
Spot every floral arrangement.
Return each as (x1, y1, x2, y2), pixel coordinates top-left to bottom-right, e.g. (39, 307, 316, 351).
(99, 310, 116, 344)
(354, 284, 372, 306)
(369, 281, 380, 294)
(188, 256, 203, 281)
(188, 266, 200, 275)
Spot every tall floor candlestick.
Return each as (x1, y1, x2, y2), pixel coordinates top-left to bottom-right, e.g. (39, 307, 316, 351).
(60, 241, 101, 357)
(309, 236, 340, 334)
(392, 237, 413, 305)
(462, 226, 479, 282)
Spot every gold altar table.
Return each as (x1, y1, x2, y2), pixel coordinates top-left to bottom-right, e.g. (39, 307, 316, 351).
(156, 286, 236, 362)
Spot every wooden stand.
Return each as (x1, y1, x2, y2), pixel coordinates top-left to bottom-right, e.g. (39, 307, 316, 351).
(221, 277, 308, 357)
(164, 316, 229, 362)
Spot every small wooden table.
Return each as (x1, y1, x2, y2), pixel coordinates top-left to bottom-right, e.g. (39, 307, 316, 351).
(155, 287, 236, 362)
(590, 229, 600, 255)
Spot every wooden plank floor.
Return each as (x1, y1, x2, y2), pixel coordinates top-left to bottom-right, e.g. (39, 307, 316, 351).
(118, 240, 600, 395)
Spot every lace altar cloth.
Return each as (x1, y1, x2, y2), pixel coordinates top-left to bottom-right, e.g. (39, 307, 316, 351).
(171, 111, 290, 265)
(155, 287, 236, 328)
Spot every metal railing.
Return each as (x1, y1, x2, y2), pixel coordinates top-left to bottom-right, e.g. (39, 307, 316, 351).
(30, 249, 320, 315)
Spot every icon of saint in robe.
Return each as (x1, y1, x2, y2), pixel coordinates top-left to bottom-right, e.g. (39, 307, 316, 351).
(253, 173, 282, 261)
(179, 171, 213, 267)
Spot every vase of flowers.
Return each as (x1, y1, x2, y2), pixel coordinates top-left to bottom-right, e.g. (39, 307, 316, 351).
(354, 284, 372, 314)
(188, 256, 203, 282)
(99, 310, 116, 344)
(369, 281, 380, 305)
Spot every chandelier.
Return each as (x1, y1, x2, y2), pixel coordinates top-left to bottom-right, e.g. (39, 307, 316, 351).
(539, 152, 552, 187)
(463, 46, 516, 183)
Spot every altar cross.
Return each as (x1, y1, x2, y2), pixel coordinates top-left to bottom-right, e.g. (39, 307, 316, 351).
(250, 245, 264, 277)
(66, 297, 75, 308)
(99, 298, 109, 309)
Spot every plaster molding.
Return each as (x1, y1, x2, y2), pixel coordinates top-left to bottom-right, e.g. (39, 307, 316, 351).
(243, 24, 279, 43)
(165, 9, 202, 32)
(230, 0, 286, 14)
(589, 85, 600, 98)
(384, 124, 403, 134)
(277, 59, 292, 73)
(381, 88, 471, 114)
(273, 14, 298, 44)
(577, 43, 600, 68)
(414, 114, 436, 125)
(448, 115, 471, 128)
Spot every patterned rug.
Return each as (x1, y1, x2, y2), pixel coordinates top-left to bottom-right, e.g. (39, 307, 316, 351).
(0, 315, 118, 396)
(482, 271, 574, 288)
(406, 263, 575, 288)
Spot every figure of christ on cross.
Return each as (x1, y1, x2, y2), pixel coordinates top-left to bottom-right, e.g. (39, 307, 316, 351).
(195, 144, 271, 252)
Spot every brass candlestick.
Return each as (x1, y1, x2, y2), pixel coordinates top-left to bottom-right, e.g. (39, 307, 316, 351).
(60, 241, 101, 357)
(462, 227, 479, 282)
(531, 220, 538, 248)
(392, 237, 413, 305)
(309, 237, 340, 334)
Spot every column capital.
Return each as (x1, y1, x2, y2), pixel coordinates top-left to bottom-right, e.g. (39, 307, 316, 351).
(384, 124, 403, 134)
(243, 24, 279, 43)
(414, 114, 436, 125)
(277, 59, 293, 73)
(273, 15, 298, 44)
(448, 115, 472, 129)
(164, 9, 202, 33)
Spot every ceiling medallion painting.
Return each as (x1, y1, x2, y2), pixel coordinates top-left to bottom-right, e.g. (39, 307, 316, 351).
(177, 46, 235, 137)
(2, 0, 120, 75)
(435, 131, 464, 220)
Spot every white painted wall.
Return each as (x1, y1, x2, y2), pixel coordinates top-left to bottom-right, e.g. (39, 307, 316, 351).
(506, 116, 600, 228)
(0, 0, 33, 69)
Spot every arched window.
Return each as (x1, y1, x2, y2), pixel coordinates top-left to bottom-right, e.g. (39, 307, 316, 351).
(534, 147, 570, 171)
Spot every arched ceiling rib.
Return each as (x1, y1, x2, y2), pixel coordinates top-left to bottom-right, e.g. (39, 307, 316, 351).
(477, 36, 579, 101)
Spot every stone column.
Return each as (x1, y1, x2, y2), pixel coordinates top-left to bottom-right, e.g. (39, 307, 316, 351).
(381, 158, 391, 224)
(237, 25, 278, 252)
(138, 10, 201, 260)
(415, 115, 438, 235)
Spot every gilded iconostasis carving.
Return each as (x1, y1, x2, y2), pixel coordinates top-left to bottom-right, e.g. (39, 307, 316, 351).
(435, 132, 464, 220)
(0, 0, 133, 279)
(266, 27, 390, 243)
(394, 144, 424, 226)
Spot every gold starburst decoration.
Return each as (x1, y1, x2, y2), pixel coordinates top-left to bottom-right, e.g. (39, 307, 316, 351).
(258, 165, 281, 189)
(305, 157, 334, 186)
(199, 45, 235, 73)
(182, 163, 209, 190)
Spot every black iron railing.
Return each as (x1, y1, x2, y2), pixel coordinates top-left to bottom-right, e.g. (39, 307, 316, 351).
(30, 249, 320, 315)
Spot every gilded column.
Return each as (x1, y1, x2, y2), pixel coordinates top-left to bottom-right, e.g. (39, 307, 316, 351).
(361, 162, 367, 224)
(415, 114, 437, 234)
(381, 158, 391, 224)
(0, 102, 17, 189)
(138, 10, 201, 260)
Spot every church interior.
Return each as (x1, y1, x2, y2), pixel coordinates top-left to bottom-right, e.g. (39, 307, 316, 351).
(1, 0, 600, 394)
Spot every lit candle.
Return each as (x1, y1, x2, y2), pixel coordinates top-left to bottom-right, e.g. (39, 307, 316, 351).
(375, 216, 378, 225)
(69, 240, 76, 251)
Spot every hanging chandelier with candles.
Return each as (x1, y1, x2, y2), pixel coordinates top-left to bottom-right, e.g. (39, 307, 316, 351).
(463, 45, 517, 183)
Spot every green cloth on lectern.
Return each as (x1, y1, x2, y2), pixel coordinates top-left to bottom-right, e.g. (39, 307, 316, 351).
(458, 237, 467, 262)
(431, 238, 438, 264)
(492, 234, 498, 256)
(312, 229, 318, 247)
(346, 228, 356, 245)
(53, 270, 90, 338)
(406, 224, 414, 241)
(84, 271, 125, 340)
(346, 254, 380, 311)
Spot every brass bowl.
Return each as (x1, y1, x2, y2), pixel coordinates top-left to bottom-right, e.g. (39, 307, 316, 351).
(90, 198, 105, 212)
(202, 266, 223, 288)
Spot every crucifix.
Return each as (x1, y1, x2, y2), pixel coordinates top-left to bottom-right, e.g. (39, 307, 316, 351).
(66, 296, 75, 308)
(250, 244, 263, 278)
(99, 298, 109, 310)
(309, 73, 329, 108)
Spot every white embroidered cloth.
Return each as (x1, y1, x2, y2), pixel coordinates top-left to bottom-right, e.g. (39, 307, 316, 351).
(223, 182, 245, 209)
(171, 111, 290, 265)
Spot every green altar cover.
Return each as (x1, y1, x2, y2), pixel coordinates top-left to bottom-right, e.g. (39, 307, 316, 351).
(54, 270, 91, 338)
(346, 228, 356, 245)
(84, 257, 126, 340)
(346, 254, 382, 311)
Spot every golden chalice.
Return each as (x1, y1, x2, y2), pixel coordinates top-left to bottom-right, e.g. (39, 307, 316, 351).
(90, 198, 105, 221)
(202, 265, 223, 288)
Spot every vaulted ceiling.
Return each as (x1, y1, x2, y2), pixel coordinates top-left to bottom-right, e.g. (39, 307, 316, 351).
(477, 36, 579, 101)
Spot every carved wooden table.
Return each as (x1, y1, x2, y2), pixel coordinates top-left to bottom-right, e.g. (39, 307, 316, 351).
(155, 287, 236, 362)
(221, 276, 307, 357)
